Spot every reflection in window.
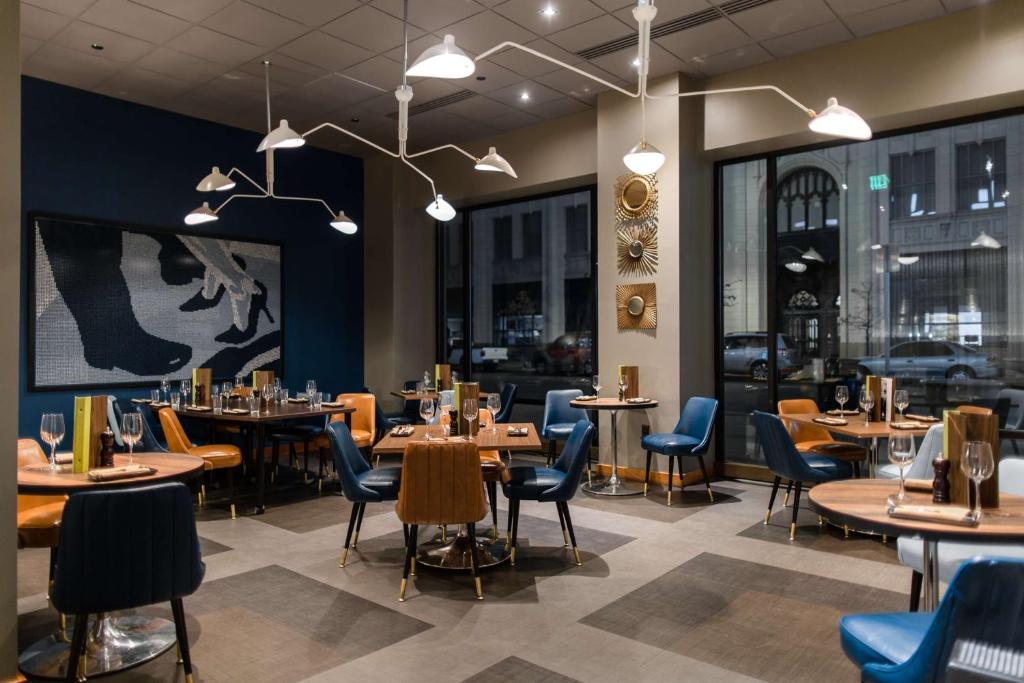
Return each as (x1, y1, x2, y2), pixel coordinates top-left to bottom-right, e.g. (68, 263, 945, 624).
(957, 139, 1007, 211)
(777, 167, 840, 232)
(890, 150, 936, 218)
(521, 211, 542, 258)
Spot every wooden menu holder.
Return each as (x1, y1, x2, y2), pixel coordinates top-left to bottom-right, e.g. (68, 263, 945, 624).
(944, 410, 999, 508)
(252, 370, 275, 392)
(618, 365, 639, 400)
(455, 382, 479, 436)
(435, 364, 452, 391)
(72, 395, 109, 473)
(865, 376, 882, 421)
(192, 368, 213, 407)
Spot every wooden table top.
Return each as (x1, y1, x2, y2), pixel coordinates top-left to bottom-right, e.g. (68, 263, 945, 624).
(783, 412, 932, 439)
(163, 402, 353, 423)
(391, 390, 495, 401)
(18, 452, 205, 494)
(570, 397, 659, 410)
(372, 423, 541, 454)
(809, 479, 1024, 542)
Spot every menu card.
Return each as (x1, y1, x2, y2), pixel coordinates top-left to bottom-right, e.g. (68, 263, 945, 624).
(72, 395, 108, 473)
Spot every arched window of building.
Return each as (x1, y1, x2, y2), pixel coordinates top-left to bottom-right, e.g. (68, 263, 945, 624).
(777, 167, 840, 233)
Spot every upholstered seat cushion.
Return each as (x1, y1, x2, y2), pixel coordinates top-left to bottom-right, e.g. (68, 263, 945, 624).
(357, 466, 401, 500)
(541, 423, 576, 440)
(191, 444, 242, 469)
(839, 612, 932, 669)
(641, 432, 700, 455)
(350, 429, 372, 447)
(17, 500, 64, 549)
(897, 536, 1024, 582)
(502, 466, 564, 500)
(796, 439, 840, 453)
(801, 453, 853, 479)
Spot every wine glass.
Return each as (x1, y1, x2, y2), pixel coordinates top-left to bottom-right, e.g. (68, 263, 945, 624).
(39, 413, 65, 471)
(180, 378, 191, 406)
(235, 374, 245, 390)
(160, 378, 170, 402)
(486, 393, 501, 432)
(423, 371, 432, 390)
(463, 398, 479, 435)
(961, 441, 995, 520)
(886, 435, 915, 506)
(592, 375, 602, 397)
(121, 412, 143, 466)
(262, 383, 274, 409)
(860, 386, 874, 423)
(416, 380, 426, 396)
(618, 374, 628, 400)
(420, 398, 436, 435)
(835, 385, 849, 414)
(273, 377, 281, 394)
(895, 389, 910, 419)
(306, 379, 317, 400)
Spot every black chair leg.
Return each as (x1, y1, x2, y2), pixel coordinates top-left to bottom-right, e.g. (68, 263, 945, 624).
(666, 454, 675, 506)
(783, 479, 793, 507)
(339, 503, 359, 567)
(170, 598, 194, 682)
(400, 524, 417, 601)
(765, 475, 782, 524)
(289, 442, 297, 471)
(467, 522, 483, 600)
(546, 439, 556, 467)
(909, 570, 922, 612)
(789, 481, 803, 541)
(486, 481, 499, 541)
(271, 440, 280, 485)
(66, 612, 89, 683)
(643, 450, 652, 497)
(559, 501, 581, 565)
(853, 460, 862, 478)
(696, 454, 714, 502)
(353, 503, 366, 549)
(555, 500, 568, 546)
(510, 499, 521, 566)
(506, 497, 515, 547)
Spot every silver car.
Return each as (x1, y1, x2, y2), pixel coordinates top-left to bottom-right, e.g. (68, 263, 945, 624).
(723, 332, 804, 380)
(856, 341, 1001, 380)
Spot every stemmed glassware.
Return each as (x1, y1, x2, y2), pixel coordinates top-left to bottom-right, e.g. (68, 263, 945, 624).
(463, 398, 478, 435)
(835, 385, 849, 414)
(592, 375, 602, 397)
(306, 379, 317, 401)
(39, 413, 65, 471)
(961, 441, 995, 521)
(860, 386, 875, 423)
(180, 378, 191, 406)
(121, 412, 143, 466)
(618, 374, 628, 400)
(486, 393, 501, 433)
(895, 389, 910, 419)
(886, 434, 915, 506)
(262, 383, 274, 411)
(420, 398, 436, 436)
(160, 378, 170, 402)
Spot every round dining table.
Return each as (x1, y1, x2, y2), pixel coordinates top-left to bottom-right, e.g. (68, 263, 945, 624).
(809, 478, 1024, 610)
(17, 451, 205, 681)
(571, 397, 658, 496)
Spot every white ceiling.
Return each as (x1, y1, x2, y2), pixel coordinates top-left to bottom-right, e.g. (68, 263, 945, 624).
(20, 0, 995, 155)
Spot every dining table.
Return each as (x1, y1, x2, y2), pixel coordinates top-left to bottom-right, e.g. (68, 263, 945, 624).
(17, 452, 205, 680)
(571, 397, 659, 497)
(390, 389, 495, 402)
(809, 479, 1024, 610)
(373, 423, 540, 570)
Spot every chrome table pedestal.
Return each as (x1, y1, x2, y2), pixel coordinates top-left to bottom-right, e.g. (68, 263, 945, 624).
(582, 406, 642, 497)
(415, 527, 511, 570)
(18, 613, 177, 680)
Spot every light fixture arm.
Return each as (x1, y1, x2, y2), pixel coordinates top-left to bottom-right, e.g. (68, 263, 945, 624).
(225, 167, 269, 195)
(300, 122, 400, 158)
(267, 193, 338, 218)
(400, 154, 438, 198)
(212, 193, 271, 213)
(474, 41, 640, 99)
(646, 84, 816, 117)
(405, 143, 479, 162)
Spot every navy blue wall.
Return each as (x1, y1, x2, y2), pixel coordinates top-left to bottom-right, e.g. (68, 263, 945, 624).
(19, 77, 364, 436)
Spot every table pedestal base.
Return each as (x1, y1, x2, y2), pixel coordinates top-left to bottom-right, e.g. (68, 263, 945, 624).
(415, 534, 510, 571)
(19, 614, 177, 680)
(582, 478, 641, 496)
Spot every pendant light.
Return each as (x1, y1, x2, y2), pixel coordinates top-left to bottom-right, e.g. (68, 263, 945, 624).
(802, 246, 825, 263)
(808, 98, 872, 141)
(474, 147, 518, 177)
(406, 34, 475, 79)
(331, 211, 358, 235)
(784, 261, 807, 273)
(623, 140, 665, 175)
(196, 167, 235, 192)
(897, 254, 920, 265)
(184, 202, 218, 225)
(971, 231, 1002, 249)
(426, 195, 456, 221)
(256, 119, 305, 152)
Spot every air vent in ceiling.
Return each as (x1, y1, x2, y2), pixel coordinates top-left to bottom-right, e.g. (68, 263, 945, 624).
(387, 89, 476, 118)
(718, 0, 775, 14)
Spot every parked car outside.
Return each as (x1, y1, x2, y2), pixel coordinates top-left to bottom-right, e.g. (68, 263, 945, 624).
(448, 341, 509, 369)
(723, 332, 804, 380)
(856, 341, 1001, 380)
(533, 333, 593, 375)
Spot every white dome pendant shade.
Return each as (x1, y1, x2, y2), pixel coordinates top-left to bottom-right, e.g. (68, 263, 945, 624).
(426, 194, 456, 221)
(623, 140, 665, 175)
(256, 119, 305, 152)
(406, 34, 475, 79)
(184, 202, 218, 225)
(474, 147, 517, 178)
(809, 98, 872, 141)
(196, 166, 235, 192)
(971, 231, 1002, 249)
(330, 211, 358, 235)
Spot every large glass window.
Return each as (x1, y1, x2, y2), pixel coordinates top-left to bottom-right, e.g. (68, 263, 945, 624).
(718, 112, 1022, 472)
(439, 188, 596, 428)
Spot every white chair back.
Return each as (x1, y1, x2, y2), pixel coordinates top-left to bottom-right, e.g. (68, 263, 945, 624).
(903, 423, 943, 479)
(999, 457, 1024, 496)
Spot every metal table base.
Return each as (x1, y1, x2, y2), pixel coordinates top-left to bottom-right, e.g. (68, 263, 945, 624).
(414, 530, 511, 571)
(582, 408, 641, 497)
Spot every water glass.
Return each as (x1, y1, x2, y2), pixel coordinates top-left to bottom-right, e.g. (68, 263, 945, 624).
(181, 378, 191, 403)
(274, 378, 281, 393)
(592, 375, 602, 397)
(170, 392, 181, 410)
(39, 413, 65, 471)
(214, 393, 224, 415)
(160, 378, 170, 402)
(313, 392, 323, 411)
(887, 435, 915, 506)
(895, 389, 910, 418)
(150, 389, 160, 402)
(452, 371, 460, 385)
(961, 441, 995, 520)
(463, 398, 478, 435)
(420, 398, 436, 434)
(306, 380, 317, 398)
(835, 385, 849, 413)
(121, 412, 143, 466)
(423, 371, 432, 390)
(235, 374, 245, 390)
(486, 394, 501, 432)
(416, 380, 427, 396)
(248, 395, 258, 415)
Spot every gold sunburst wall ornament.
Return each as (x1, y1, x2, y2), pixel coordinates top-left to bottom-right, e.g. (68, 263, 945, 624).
(617, 225, 658, 277)
(616, 283, 657, 330)
(615, 173, 658, 224)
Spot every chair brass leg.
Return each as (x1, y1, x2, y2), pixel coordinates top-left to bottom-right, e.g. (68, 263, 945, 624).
(764, 475, 782, 525)
(844, 524, 850, 539)
(317, 478, 323, 496)
(230, 504, 236, 520)
(789, 522, 797, 541)
(818, 515, 824, 527)
(200, 484, 207, 508)
(176, 643, 183, 665)
(440, 525, 447, 543)
(882, 534, 887, 544)
(560, 501, 581, 566)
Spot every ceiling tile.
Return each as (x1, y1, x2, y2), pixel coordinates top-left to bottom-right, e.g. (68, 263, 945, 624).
(237, 55, 329, 88)
(20, 4, 72, 41)
(728, 0, 838, 41)
(276, 31, 373, 71)
(823, 0, 903, 17)
(547, 14, 632, 53)
(94, 65, 193, 103)
(488, 38, 582, 78)
(589, 43, 685, 83)
(20, 35, 44, 61)
(302, 73, 387, 105)
(940, 0, 996, 11)
(487, 79, 564, 107)
(356, 91, 403, 115)
(844, 0, 945, 36)
(169, 25, 265, 66)
(383, 32, 444, 63)
(22, 42, 121, 90)
(694, 43, 773, 75)
(534, 62, 624, 100)
(246, 0, 361, 26)
(372, 0, 488, 33)
(204, 2, 309, 48)
(322, 5, 424, 52)
(488, 108, 543, 130)
(439, 10, 537, 54)
(406, 77, 463, 103)
(341, 55, 403, 91)
(612, 0, 711, 25)
(588, 0, 634, 9)
(79, 0, 191, 43)
(136, 46, 226, 84)
(491, 0, 605, 36)
(460, 60, 526, 93)
(22, 0, 96, 17)
(51, 21, 157, 63)
(761, 19, 853, 58)
(131, 0, 234, 23)
(655, 18, 754, 62)
(443, 94, 519, 122)
(527, 94, 591, 118)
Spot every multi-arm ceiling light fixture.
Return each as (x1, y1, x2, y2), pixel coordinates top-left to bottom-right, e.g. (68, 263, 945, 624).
(407, 0, 873, 176)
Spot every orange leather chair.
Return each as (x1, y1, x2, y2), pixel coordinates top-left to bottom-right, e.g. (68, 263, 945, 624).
(955, 405, 993, 416)
(396, 441, 489, 601)
(159, 407, 242, 518)
(17, 439, 66, 551)
(337, 393, 376, 448)
(778, 398, 868, 479)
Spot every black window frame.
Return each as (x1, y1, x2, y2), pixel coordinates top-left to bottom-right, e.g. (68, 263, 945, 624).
(889, 149, 936, 218)
(956, 138, 1007, 211)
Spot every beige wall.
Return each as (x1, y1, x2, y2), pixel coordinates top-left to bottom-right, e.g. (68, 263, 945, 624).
(704, 0, 1024, 158)
(0, 0, 19, 676)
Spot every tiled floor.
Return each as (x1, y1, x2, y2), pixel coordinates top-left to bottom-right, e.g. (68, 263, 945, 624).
(16, 475, 911, 682)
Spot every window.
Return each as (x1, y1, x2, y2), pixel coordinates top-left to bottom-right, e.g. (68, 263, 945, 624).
(890, 150, 935, 218)
(957, 139, 1007, 210)
(493, 215, 512, 258)
(776, 167, 840, 233)
(566, 204, 589, 253)
(521, 211, 542, 258)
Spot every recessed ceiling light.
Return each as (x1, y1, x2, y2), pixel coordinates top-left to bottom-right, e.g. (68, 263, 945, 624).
(631, 57, 640, 67)
(539, 5, 558, 17)
(350, 117, 360, 123)
(90, 43, 104, 50)
(519, 92, 531, 101)
(476, 75, 486, 81)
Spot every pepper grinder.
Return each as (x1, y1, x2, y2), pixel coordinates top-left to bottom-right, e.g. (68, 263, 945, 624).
(932, 457, 951, 504)
(99, 428, 115, 468)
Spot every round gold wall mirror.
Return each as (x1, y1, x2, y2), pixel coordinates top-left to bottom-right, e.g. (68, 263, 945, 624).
(614, 173, 658, 223)
(620, 176, 653, 213)
(628, 240, 644, 258)
(627, 295, 645, 316)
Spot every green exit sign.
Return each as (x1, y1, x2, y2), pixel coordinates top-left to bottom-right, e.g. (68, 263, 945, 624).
(869, 174, 890, 191)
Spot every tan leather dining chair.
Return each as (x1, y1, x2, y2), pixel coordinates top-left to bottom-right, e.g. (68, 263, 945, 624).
(159, 407, 242, 518)
(955, 405, 993, 416)
(395, 440, 489, 601)
(337, 393, 376, 448)
(17, 439, 66, 551)
(778, 398, 868, 479)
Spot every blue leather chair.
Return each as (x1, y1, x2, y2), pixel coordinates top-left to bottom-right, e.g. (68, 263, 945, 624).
(136, 403, 168, 452)
(383, 379, 419, 425)
(493, 383, 519, 424)
(328, 421, 403, 568)
(642, 397, 719, 506)
(752, 410, 852, 540)
(840, 557, 1024, 683)
(541, 389, 590, 469)
(503, 420, 596, 567)
(52, 483, 204, 682)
